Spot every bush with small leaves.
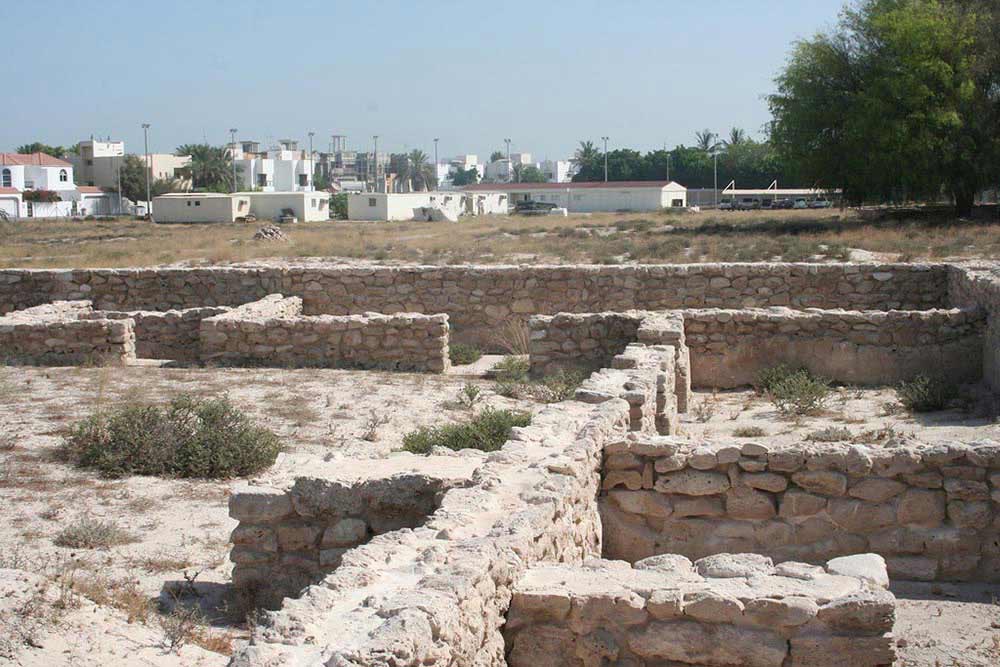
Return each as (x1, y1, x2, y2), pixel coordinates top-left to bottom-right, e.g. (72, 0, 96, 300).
(807, 426, 853, 442)
(732, 426, 766, 438)
(54, 518, 136, 550)
(896, 375, 959, 412)
(765, 368, 830, 416)
(449, 343, 483, 366)
(63, 395, 281, 479)
(402, 407, 531, 454)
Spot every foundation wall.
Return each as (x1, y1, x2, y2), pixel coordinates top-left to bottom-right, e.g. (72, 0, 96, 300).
(0, 300, 136, 365)
(506, 555, 896, 667)
(82, 306, 230, 361)
(0, 264, 949, 346)
(200, 295, 449, 372)
(601, 437, 1000, 582)
(948, 264, 1000, 389)
(685, 307, 984, 388)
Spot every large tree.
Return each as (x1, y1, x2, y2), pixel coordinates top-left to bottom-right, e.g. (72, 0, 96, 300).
(16, 142, 70, 158)
(450, 166, 479, 186)
(117, 154, 182, 202)
(770, 0, 1000, 214)
(176, 143, 239, 192)
(572, 141, 601, 173)
(399, 149, 436, 191)
(513, 164, 547, 183)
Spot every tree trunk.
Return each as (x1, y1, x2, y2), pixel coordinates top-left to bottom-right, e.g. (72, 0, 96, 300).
(954, 186, 975, 218)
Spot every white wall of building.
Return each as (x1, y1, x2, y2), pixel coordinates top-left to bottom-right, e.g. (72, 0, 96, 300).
(490, 183, 687, 212)
(348, 192, 466, 221)
(152, 194, 250, 223)
(244, 192, 329, 222)
(539, 160, 575, 183)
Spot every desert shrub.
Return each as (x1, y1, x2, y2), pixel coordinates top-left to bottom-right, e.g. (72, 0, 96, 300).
(63, 395, 281, 479)
(495, 369, 585, 404)
(753, 364, 800, 394)
(732, 425, 766, 438)
(449, 343, 483, 366)
(764, 368, 830, 416)
(896, 375, 959, 412)
(807, 426, 853, 442)
(330, 193, 348, 219)
(402, 407, 531, 454)
(54, 518, 135, 550)
(491, 356, 530, 383)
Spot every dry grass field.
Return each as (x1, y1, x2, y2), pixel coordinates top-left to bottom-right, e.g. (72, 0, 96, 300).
(3, 206, 1000, 268)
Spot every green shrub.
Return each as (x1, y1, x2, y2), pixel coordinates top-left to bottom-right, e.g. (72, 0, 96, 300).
(491, 356, 530, 383)
(765, 368, 830, 416)
(495, 369, 586, 404)
(732, 426, 766, 438)
(896, 375, 959, 412)
(449, 343, 483, 366)
(55, 518, 135, 549)
(330, 193, 348, 220)
(63, 395, 281, 479)
(753, 364, 800, 394)
(402, 407, 531, 454)
(807, 426, 853, 442)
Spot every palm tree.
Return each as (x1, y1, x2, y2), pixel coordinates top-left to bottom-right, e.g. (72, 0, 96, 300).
(572, 140, 601, 170)
(724, 127, 747, 148)
(400, 149, 435, 191)
(489, 150, 506, 163)
(695, 129, 720, 153)
(176, 144, 238, 192)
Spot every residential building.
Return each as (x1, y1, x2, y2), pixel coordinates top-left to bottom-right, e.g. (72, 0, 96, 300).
(241, 191, 329, 222)
(484, 152, 533, 182)
(0, 152, 116, 218)
(230, 139, 314, 192)
(68, 139, 192, 190)
(436, 154, 484, 189)
(464, 180, 688, 212)
(539, 159, 576, 183)
(151, 193, 251, 223)
(346, 190, 507, 221)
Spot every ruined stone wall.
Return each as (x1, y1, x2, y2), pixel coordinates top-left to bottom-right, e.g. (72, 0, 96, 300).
(0, 263, 949, 346)
(229, 475, 453, 609)
(0, 300, 136, 365)
(506, 554, 895, 667)
(948, 264, 1000, 390)
(82, 306, 230, 361)
(685, 307, 984, 388)
(601, 437, 1000, 582)
(200, 295, 449, 372)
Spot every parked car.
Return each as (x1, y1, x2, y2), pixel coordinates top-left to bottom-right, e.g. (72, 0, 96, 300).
(736, 198, 761, 210)
(513, 200, 559, 216)
(718, 201, 734, 211)
(809, 198, 833, 209)
(773, 198, 794, 209)
(793, 198, 809, 209)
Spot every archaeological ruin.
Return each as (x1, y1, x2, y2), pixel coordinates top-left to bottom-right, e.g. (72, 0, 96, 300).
(3, 260, 1000, 665)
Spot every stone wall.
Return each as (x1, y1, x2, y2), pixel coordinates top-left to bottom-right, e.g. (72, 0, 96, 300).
(229, 474, 457, 609)
(685, 307, 984, 388)
(0, 263, 950, 346)
(601, 436, 1000, 582)
(200, 295, 449, 372)
(81, 306, 230, 361)
(0, 300, 136, 366)
(506, 554, 895, 667)
(948, 264, 1000, 390)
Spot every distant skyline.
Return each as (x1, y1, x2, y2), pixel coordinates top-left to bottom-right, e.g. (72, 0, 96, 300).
(3, 0, 847, 162)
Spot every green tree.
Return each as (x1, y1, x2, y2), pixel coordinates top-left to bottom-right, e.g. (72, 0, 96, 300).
(176, 144, 239, 192)
(572, 140, 601, 174)
(489, 150, 505, 163)
(450, 166, 480, 186)
(16, 142, 69, 158)
(399, 149, 436, 191)
(694, 130, 720, 153)
(117, 154, 181, 202)
(770, 0, 1000, 214)
(724, 128, 747, 148)
(514, 164, 547, 183)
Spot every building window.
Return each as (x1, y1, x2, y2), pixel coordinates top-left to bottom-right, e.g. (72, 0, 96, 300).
(195, 201, 201, 206)
(187, 201, 192, 207)
(298, 174, 308, 186)
(59, 169, 68, 182)
(1, 169, 9, 188)
(86, 159, 93, 166)
(256, 174, 267, 187)
(368, 198, 377, 207)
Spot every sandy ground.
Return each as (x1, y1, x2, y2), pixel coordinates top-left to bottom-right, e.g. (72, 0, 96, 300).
(893, 582, 1000, 667)
(0, 361, 531, 665)
(679, 386, 1000, 446)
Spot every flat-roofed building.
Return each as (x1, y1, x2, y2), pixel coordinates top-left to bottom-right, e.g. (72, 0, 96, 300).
(464, 180, 687, 212)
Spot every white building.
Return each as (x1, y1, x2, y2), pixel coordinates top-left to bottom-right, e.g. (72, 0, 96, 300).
(242, 191, 329, 222)
(69, 139, 192, 190)
(464, 181, 688, 213)
(539, 159, 575, 183)
(230, 140, 314, 192)
(346, 190, 508, 221)
(484, 152, 534, 183)
(151, 193, 251, 223)
(0, 153, 116, 218)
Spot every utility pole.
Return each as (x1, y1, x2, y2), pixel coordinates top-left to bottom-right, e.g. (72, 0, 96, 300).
(601, 136, 609, 182)
(713, 152, 718, 207)
(229, 128, 238, 192)
(142, 123, 151, 218)
(116, 153, 122, 216)
(433, 138, 439, 189)
(666, 152, 671, 182)
(372, 135, 379, 192)
(504, 138, 511, 183)
(308, 131, 315, 190)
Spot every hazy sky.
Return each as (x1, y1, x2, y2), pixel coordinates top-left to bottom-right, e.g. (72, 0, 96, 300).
(3, 0, 846, 161)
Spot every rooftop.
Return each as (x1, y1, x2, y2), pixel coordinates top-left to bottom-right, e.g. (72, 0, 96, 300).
(465, 180, 684, 192)
(0, 153, 72, 167)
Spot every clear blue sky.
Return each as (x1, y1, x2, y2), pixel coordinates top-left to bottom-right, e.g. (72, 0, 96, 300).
(2, 0, 846, 161)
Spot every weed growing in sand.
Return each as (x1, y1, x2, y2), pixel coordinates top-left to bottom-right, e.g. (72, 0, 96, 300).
(756, 365, 830, 416)
(449, 343, 483, 366)
(896, 375, 959, 412)
(54, 518, 136, 550)
(360, 410, 390, 441)
(494, 363, 585, 404)
(63, 395, 281, 479)
(732, 426, 767, 438)
(457, 384, 483, 410)
(807, 426, 853, 442)
(403, 407, 531, 454)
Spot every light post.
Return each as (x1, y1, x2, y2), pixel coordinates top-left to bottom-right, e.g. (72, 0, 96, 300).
(504, 138, 511, 183)
(115, 153, 122, 216)
(142, 123, 151, 218)
(433, 137, 439, 188)
(372, 135, 379, 192)
(229, 128, 238, 192)
(308, 131, 315, 190)
(667, 152, 672, 182)
(601, 136, 609, 182)
(713, 152, 718, 207)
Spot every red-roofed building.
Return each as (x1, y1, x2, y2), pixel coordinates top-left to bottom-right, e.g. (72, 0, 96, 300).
(0, 153, 116, 219)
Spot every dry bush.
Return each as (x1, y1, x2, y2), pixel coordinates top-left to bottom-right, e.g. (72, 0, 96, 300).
(360, 410, 390, 442)
(54, 518, 136, 550)
(73, 574, 152, 623)
(732, 425, 766, 438)
(807, 426, 853, 442)
(488, 319, 530, 355)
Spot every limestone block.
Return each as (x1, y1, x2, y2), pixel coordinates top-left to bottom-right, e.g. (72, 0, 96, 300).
(792, 470, 848, 496)
(825, 554, 889, 588)
(848, 478, 907, 503)
(655, 470, 730, 496)
(229, 485, 294, 523)
(629, 621, 788, 667)
(725, 487, 777, 520)
(743, 472, 788, 493)
(896, 489, 946, 527)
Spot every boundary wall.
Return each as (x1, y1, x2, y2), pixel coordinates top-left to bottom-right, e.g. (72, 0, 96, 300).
(0, 300, 135, 365)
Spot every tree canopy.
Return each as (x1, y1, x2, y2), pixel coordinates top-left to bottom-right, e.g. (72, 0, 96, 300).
(769, 0, 1000, 214)
(117, 154, 182, 202)
(16, 142, 73, 158)
(176, 144, 239, 192)
(450, 166, 480, 186)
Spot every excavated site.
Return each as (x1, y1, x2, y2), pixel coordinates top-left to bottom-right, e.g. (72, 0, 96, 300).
(3, 261, 1000, 666)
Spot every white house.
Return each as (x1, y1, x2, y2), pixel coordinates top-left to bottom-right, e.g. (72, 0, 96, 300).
(151, 192, 251, 223)
(242, 191, 329, 222)
(69, 139, 192, 190)
(539, 159, 576, 183)
(484, 152, 533, 183)
(230, 140, 314, 192)
(464, 181, 688, 213)
(348, 192, 467, 221)
(0, 152, 116, 218)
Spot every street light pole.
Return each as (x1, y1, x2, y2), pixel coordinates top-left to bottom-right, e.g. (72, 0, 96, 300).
(308, 131, 315, 190)
(229, 128, 238, 193)
(372, 135, 379, 192)
(504, 138, 511, 183)
(433, 137, 439, 189)
(116, 153, 122, 216)
(601, 136, 609, 182)
(142, 123, 151, 218)
(713, 152, 718, 207)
